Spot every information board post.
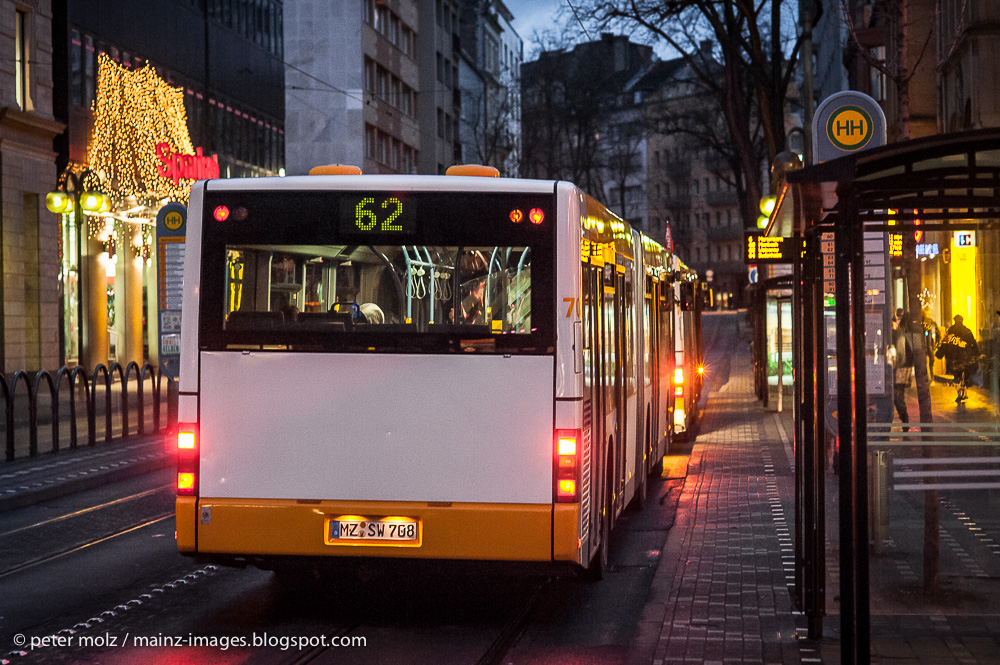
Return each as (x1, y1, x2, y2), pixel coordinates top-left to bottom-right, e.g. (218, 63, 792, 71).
(156, 202, 186, 424)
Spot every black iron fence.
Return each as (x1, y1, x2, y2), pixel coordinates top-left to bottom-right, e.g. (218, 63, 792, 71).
(1, 362, 174, 462)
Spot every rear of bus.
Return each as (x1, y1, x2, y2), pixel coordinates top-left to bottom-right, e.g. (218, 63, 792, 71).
(175, 175, 585, 570)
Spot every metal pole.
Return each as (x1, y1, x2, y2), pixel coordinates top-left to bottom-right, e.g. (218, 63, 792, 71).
(850, 203, 871, 664)
(777, 294, 784, 412)
(835, 186, 870, 665)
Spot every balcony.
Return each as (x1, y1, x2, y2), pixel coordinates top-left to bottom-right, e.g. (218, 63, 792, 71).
(661, 195, 692, 209)
(662, 160, 691, 177)
(706, 223, 743, 242)
(706, 189, 738, 206)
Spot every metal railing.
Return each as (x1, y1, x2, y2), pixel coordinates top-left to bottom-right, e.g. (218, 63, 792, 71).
(2, 362, 174, 462)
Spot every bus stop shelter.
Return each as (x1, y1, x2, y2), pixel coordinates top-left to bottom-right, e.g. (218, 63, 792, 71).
(767, 128, 1000, 664)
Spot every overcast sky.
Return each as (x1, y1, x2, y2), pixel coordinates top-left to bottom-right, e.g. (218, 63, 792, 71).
(504, 0, 567, 53)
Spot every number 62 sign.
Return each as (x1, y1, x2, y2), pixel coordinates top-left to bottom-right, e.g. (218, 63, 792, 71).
(339, 194, 416, 235)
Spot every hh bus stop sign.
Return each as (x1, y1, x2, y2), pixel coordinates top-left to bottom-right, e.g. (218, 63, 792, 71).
(156, 202, 186, 379)
(812, 91, 886, 163)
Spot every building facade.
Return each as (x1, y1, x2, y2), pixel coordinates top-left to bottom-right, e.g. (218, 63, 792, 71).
(417, 0, 460, 174)
(0, 0, 64, 372)
(456, 0, 521, 175)
(50, 0, 284, 370)
(642, 52, 743, 308)
(285, 0, 420, 176)
(521, 34, 653, 222)
(937, 0, 1000, 132)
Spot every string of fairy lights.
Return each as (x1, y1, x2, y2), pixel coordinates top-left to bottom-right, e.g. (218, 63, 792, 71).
(81, 53, 198, 263)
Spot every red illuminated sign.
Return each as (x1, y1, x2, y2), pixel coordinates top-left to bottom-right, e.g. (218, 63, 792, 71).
(156, 142, 220, 186)
(509, 209, 523, 223)
(529, 208, 544, 225)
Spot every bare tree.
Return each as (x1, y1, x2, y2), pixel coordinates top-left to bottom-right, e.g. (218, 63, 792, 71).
(579, 0, 804, 224)
(462, 73, 520, 175)
(604, 111, 646, 222)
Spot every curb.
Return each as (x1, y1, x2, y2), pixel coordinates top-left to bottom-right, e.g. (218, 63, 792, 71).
(0, 434, 173, 513)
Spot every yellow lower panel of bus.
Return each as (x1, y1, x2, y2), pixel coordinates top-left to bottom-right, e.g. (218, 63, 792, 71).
(176, 497, 198, 552)
(195, 498, 555, 561)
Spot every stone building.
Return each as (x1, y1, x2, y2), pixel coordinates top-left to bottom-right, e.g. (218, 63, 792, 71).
(0, 0, 63, 372)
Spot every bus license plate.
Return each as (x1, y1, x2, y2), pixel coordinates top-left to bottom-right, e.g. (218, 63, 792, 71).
(330, 519, 418, 542)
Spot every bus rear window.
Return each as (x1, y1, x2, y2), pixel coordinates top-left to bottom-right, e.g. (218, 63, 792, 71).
(223, 244, 533, 334)
(199, 190, 554, 353)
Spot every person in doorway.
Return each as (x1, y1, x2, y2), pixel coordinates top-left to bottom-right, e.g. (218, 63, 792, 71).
(890, 312, 915, 430)
(937, 314, 980, 402)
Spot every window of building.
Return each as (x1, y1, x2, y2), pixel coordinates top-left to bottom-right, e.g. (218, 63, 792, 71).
(365, 124, 376, 159)
(870, 46, 887, 102)
(401, 85, 413, 116)
(15, 10, 30, 111)
(389, 15, 399, 45)
(401, 27, 414, 58)
(377, 132, 388, 163)
(437, 108, 444, 138)
(375, 5, 389, 34)
(364, 58, 375, 92)
(390, 77, 400, 108)
(376, 67, 388, 100)
(485, 34, 499, 76)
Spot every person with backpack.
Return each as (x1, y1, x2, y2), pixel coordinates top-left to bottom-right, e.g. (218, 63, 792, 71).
(936, 314, 980, 402)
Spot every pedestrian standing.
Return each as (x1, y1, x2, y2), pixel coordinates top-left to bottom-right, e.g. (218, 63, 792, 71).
(891, 312, 914, 431)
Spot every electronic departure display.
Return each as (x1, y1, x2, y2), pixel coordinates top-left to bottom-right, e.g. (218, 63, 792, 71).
(744, 233, 795, 264)
(338, 194, 417, 235)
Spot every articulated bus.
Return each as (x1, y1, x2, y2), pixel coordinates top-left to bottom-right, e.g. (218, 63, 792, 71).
(671, 257, 704, 440)
(175, 167, 702, 577)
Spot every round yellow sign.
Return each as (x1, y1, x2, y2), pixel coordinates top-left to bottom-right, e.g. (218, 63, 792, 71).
(827, 106, 874, 151)
(164, 210, 184, 231)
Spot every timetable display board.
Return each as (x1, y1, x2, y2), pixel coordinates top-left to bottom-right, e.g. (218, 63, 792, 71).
(156, 202, 186, 379)
(744, 233, 794, 264)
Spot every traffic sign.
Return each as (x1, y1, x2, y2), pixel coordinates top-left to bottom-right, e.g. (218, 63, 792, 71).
(813, 92, 886, 163)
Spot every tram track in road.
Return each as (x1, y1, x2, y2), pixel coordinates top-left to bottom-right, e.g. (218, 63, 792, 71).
(0, 512, 174, 579)
(0, 480, 175, 577)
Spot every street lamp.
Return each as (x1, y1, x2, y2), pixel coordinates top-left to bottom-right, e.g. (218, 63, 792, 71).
(46, 169, 110, 367)
(46, 170, 110, 214)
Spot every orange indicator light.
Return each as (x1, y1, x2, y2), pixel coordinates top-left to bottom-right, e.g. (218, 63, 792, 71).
(509, 209, 523, 223)
(675, 386, 684, 396)
(529, 208, 544, 224)
(557, 479, 576, 498)
(214, 205, 230, 221)
(177, 472, 195, 491)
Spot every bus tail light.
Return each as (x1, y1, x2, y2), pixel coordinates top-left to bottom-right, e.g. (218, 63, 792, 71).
(554, 429, 581, 503)
(177, 425, 199, 496)
(674, 368, 684, 384)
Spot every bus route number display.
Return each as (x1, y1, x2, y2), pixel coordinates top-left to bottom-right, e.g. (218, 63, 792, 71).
(339, 194, 416, 235)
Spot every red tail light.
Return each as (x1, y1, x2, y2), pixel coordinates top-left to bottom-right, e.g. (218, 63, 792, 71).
(177, 425, 199, 496)
(553, 429, 581, 503)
